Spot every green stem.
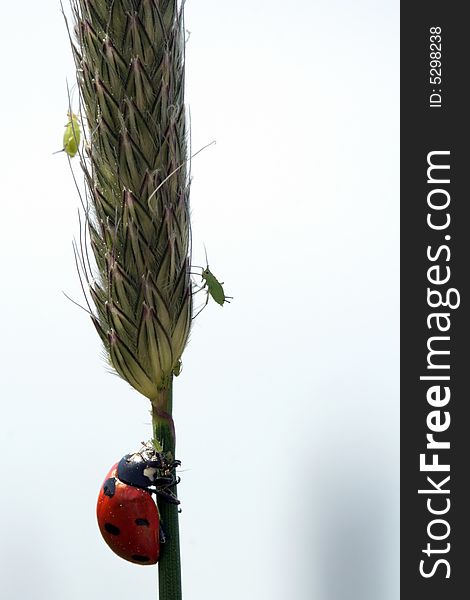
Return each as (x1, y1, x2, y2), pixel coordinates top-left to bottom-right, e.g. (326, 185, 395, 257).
(152, 379, 182, 600)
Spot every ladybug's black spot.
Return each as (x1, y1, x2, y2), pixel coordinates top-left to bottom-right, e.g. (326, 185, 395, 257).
(135, 518, 150, 527)
(103, 478, 116, 497)
(132, 554, 150, 563)
(104, 522, 120, 536)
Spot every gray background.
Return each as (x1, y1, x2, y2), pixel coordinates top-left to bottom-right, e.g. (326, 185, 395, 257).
(0, 1, 398, 598)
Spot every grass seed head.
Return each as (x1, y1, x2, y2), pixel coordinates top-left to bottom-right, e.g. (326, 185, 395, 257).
(69, 0, 191, 396)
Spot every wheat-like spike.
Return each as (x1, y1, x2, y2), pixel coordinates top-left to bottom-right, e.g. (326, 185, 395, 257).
(70, 0, 191, 396)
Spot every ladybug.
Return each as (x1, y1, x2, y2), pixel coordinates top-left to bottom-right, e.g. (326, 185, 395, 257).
(96, 442, 180, 565)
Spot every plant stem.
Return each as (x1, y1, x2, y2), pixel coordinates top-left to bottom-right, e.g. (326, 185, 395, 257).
(152, 379, 182, 600)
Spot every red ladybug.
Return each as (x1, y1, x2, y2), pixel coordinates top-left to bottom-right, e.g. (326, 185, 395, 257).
(96, 443, 180, 565)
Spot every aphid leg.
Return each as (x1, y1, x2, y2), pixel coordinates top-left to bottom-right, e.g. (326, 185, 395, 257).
(192, 289, 210, 319)
(191, 284, 206, 297)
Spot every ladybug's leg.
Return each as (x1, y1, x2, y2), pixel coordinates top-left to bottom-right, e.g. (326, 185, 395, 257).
(154, 475, 173, 486)
(154, 475, 180, 488)
(152, 487, 181, 505)
(145, 458, 181, 470)
(146, 457, 180, 468)
(144, 459, 165, 469)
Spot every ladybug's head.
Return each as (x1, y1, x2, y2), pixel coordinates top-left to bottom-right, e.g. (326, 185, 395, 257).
(117, 442, 179, 489)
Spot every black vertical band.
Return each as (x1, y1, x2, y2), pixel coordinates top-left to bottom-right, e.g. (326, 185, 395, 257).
(401, 4, 469, 597)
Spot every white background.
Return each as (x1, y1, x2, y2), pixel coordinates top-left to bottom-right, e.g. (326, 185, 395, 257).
(0, 1, 398, 598)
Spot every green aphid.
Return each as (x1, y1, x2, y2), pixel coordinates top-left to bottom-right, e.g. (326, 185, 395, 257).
(193, 249, 232, 317)
(201, 266, 230, 306)
(172, 360, 183, 377)
(55, 112, 81, 157)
